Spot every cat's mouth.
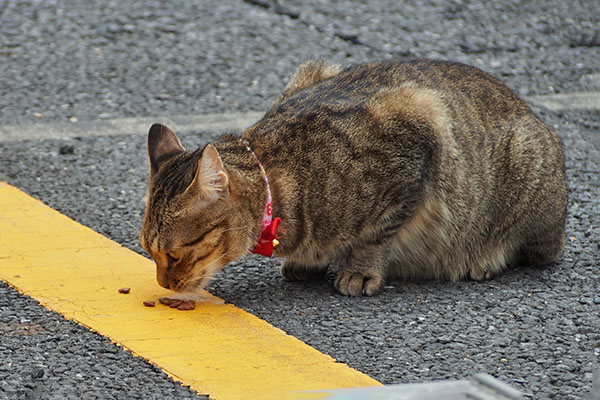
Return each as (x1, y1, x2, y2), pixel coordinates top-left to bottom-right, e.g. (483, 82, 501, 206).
(172, 263, 222, 293)
(170, 276, 206, 293)
(186, 274, 213, 293)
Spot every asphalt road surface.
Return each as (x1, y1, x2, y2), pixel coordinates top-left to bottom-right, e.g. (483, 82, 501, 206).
(1, 0, 599, 399)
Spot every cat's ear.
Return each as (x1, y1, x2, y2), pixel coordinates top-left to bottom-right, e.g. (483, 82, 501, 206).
(148, 124, 185, 172)
(185, 144, 229, 205)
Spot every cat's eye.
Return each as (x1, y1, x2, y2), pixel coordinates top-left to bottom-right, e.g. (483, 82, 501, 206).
(167, 251, 180, 262)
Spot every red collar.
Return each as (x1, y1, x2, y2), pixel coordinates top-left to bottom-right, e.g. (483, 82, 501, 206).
(242, 141, 281, 257)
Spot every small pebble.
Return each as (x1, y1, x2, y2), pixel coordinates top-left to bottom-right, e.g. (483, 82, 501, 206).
(31, 368, 44, 379)
(118, 287, 130, 294)
(143, 300, 155, 307)
(58, 144, 75, 155)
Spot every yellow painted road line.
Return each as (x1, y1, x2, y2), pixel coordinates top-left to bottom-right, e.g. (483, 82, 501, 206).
(0, 182, 381, 399)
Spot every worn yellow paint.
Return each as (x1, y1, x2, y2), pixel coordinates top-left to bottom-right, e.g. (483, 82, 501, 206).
(0, 182, 381, 399)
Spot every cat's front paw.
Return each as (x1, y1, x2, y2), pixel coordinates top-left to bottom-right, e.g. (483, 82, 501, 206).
(281, 261, 328, 282)
(334, 270, 384, 296)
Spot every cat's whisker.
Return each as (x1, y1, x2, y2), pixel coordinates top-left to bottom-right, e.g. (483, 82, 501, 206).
(187, 270, 228, 293)
(207, 246, 236, 268)
(183, 246, 238, 293)
(115, 214, 140, 234)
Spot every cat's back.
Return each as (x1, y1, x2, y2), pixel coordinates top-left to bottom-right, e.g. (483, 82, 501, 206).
(264, 59, 530, 120)
(250, 58, 553, 172)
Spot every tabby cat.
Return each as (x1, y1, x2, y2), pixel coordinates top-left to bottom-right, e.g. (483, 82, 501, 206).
(140, 59, 567, 297)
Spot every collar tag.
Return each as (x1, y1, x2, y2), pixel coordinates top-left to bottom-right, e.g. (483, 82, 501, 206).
(251, 217, 281, 257)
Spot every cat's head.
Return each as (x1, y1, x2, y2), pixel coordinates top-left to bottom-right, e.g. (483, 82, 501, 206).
(140, 124, 252, 292)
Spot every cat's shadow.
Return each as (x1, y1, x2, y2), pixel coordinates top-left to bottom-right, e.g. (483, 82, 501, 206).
(206, 256, 559, 312)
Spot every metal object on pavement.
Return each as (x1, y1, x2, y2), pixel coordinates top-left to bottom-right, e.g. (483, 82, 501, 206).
(321, 373, 523, 400)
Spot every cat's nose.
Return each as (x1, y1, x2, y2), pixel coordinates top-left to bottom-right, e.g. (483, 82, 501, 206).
(156, 266, 170, 289)
(157, 278, 170, 289)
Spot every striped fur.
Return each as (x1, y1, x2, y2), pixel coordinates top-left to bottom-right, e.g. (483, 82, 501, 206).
(140, 59, 567, 296)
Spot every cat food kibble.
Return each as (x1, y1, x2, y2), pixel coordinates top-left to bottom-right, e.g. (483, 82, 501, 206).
(159, 297, 176, 306)
(143, 300, 155, 307)
(177, 301, 196, 311)
(158, 297, 196, 310)
(118, 287, 130, 294)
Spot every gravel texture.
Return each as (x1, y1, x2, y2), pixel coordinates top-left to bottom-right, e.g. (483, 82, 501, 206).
(1, 0, 599, 399)
(0, 283, 205, 400)
(0, 0, 598, 125)
(0, 109, 598, 399)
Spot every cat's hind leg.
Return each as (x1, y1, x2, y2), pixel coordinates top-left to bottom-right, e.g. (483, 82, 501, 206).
(467, 243, 515, 282)
(521, 229, 566, 267)
(468, 267, 495, 282)
(281, 260, 329, 282)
